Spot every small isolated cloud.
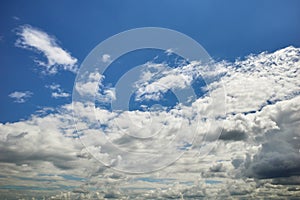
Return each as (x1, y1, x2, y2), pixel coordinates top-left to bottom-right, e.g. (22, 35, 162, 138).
(8, 91, 33, 103)
(46, 83, 70, 99)
(165, 48, 174, 56)
(15, 25, 78, 74)
(51, 92, 70, 98)
(101, 54, 111, 63)
(13, 16, 20, 21)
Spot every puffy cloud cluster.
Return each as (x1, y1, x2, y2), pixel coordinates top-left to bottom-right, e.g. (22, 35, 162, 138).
(0, 46, 300, 199)
(134, 62, 199, 101)
(244, 96, 300, 180)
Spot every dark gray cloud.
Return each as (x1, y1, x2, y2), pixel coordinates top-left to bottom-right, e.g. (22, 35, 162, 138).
(219, 130, 247, 141)
(244, 97, 300, 180)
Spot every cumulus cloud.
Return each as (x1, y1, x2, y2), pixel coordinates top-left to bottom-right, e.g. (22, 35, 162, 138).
(16, 25, 78, 74)
(134, 62, 203, 101)
(244, 96, 300, 179)
(75, 71, 116, 105)
(75, 71, 103, 97)
(1, 46, 300, 199)
(0, 104, 110, 197)
(8, 91, 33, 103)
(222, 48, 300, 114)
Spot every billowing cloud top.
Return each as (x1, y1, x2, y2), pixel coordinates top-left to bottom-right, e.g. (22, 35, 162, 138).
(0, 46, 300, 199)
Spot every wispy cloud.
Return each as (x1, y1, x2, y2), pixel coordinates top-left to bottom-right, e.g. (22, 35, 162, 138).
(15, 25, 78, 74)
(12, 16, 20, 21)
(46, 83, 70, 99)
(8, 91, 33, 103)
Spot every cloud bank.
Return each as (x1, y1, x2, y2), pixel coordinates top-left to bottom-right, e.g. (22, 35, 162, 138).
(1, 46, 300, 199)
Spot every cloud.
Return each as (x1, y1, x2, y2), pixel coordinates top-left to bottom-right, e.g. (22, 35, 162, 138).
(0, 104, 108, 195)
(75, 71, 103, 97)
(8, 91, 33, 103)
(1, 46, 300, 199)
(75, 71, 116, 104)
(101, 54, 111, 63)
(165, 48, 174, 56)
(244, 96, 300, 179)
(12, 16, 20, 21)
(51, 92, 70, 98)
(134, 62, 202, 101)
(219, 46, 300, 114)
(46, 83, 70, 99)
(16, 25, 78, 74)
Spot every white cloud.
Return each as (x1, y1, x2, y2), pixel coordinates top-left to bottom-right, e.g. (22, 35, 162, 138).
(1, 46, 300, 199)
(97, 88, 116, 102)
(75, 71, 103, 97)
(75, 71, 116, 104)
(46, 83, 70, 98)
(8, 91, 33, 103)
(243, 95, 300, 179)
(12, 16, 20, 21)
(134, 62, 201, 101)
(165, 48, 174, 56)
(101, 54, 111, 63)
(214, 46, 300, 114)
(16, 25, 78, 74)
(51, 92, 70, 98)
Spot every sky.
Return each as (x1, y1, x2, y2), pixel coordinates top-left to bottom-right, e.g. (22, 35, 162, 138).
(0, 1, 300, 199)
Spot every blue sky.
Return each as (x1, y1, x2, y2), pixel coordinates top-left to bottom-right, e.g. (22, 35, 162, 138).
(1, 0, 300, 122)
(1, 1, 300, 199)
